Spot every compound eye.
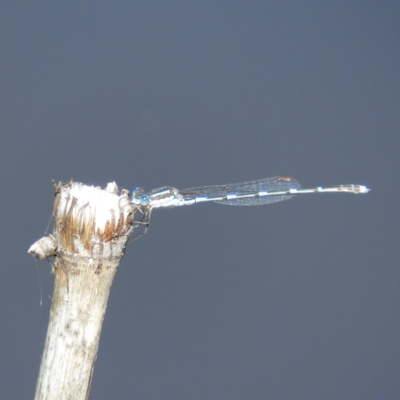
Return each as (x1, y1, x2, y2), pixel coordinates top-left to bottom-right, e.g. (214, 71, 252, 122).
(132, 187, 144, 197)
(139, 194, 150, 206)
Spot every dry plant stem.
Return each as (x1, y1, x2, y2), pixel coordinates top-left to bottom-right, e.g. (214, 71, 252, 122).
(29, 181, 134, 400)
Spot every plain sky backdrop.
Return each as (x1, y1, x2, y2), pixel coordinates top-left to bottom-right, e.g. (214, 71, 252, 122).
(1, 2, 399, 399)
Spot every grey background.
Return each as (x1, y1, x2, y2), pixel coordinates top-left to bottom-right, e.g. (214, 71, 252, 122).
(1, 2, 399, 399)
